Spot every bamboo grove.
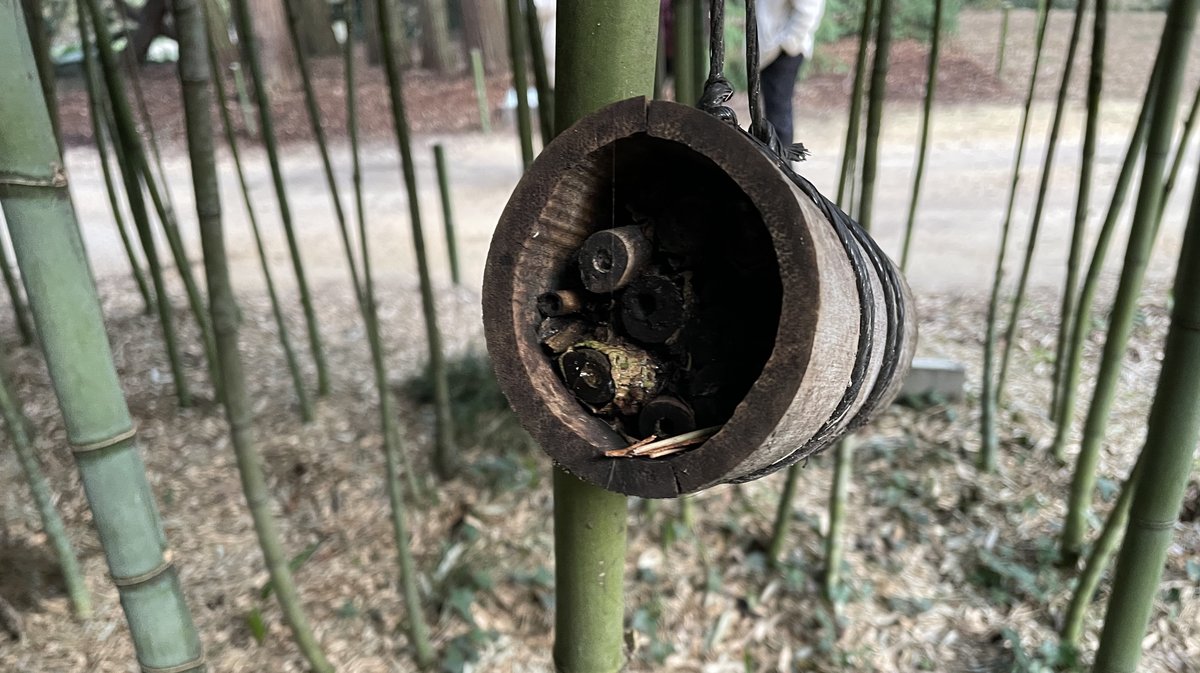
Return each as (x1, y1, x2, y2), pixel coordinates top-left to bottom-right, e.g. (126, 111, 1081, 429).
(0, 1, 1198, 671)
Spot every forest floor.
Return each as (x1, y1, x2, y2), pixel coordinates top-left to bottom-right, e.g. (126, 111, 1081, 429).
(1, 8, 1199, 673)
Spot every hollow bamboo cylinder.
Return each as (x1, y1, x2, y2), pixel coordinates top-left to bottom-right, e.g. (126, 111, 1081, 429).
(483, 97, 915, 497)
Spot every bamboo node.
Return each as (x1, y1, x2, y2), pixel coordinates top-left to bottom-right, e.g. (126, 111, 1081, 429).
(0, 164, 68, 189)
(139, 654, 207, 673)
(71, 426, 137, 455)
(111, 554, 175, 588)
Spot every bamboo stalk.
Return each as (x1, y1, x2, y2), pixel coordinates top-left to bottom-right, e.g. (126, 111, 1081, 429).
(0, 228, 36, 345)
(768, 459, 801, 568)
(505, 0, 535, 167)
(995, 0, 1089, 406)
(836, 0, 876, 210)
(175, 1, 333, 669)
(1093, 20, 1200, 664)
(899, 0, 943, 271)
(996, 2, 1010, 76)
(230, 0, 331, 396)
(433, 144, 461, 285)
(823, 435, 854, 603)
(1061, 11, 1192, 565)
(856, 0, 892, 231)
(80, 0, 192, 406)
(523, 0, 553, 142)
(551, 2, 659, 670)
(1061, 450, 1143, 649)
(471, 48, 492, 134)
(1156, 79, 1200, 228)
(206, 21, 313, 422)
(0, 3, 205, 664)
(673, 0, 695, 105)
(1051, 0, 1107, 426)
(691, 0, 708, 105)
(281, 0, 365, 314)
(80, 51, 154, 316)
(0, 362, 90, 617)
(119, 22, 179, 218)
(979, 0, 1049, 472)
(20, 0, 61, 154)
(376, 0, 458, 480)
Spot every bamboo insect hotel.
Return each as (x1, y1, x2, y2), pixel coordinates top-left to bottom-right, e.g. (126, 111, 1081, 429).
(483, 96, 916, 498)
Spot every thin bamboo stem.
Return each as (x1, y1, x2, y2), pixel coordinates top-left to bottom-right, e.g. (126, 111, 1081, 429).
(1061, 10, 1192, 567)
(837, 0, 876, 211)
(768, 461, 801, 568)
(433, 144, 461, 285)
(206, 23, 313, 423)
(979, 0, 1049, 472)
(470, 48, 492, 134)
(231, 0, 331, 396)
(1, 3, 204, 662)
(673, 0, 695, 105)
(376, 0, 458, 480)
(505, 0, 534, 167)
(996, 2, 1010, 76)
(551, 1, 659, 670)
(0, 363, 91, 617)
(823, 435, 854, 603)
(1051, 0, 1106, 426)
(899, 0, 943, 271)
(996, 0, 1089, 406)
(523, 0, 553, 142)
(281, 0, 365, 314)
(176, 1, 333, 669)
(691, 0, 707, 105)
(1156, 79, 1200, 227)
(1093, 17, 1200, 661)
(0, 228, 35, 345)
(80, 0, 192, 406)
(856, 0, 892, 231)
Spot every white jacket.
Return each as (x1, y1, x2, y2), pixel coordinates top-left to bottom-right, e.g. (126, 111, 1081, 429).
(756, 0, 826, 65)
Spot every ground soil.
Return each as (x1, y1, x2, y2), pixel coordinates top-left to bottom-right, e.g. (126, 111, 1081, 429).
(3, 8, 1200, 673)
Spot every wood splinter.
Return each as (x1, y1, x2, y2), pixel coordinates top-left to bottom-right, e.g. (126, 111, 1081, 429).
(604, 425, 721, 459)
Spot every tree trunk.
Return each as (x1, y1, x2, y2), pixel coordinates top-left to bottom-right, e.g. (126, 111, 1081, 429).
(1, 3, 204, 666)
(256, 0, 300, 91)
(129, 0, 169, 62)
(364, 0, 409, 66)
(295, 0, 339, 55)
(461, 0, 506, 73)
(418, 0, 455, 72)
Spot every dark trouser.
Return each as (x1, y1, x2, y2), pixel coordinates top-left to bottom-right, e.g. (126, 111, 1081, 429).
(760, 52, 806, 147)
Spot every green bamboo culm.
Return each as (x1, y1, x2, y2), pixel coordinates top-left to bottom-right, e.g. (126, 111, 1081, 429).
(0, 362, 91, 617)
(855, 0, 892, 230)
(0, 228, 36, 345)
(79, 0, 192, 406)
(346, 11, 435, 662)
(433, 144, 461, 285)
(118, 19, 179, 219)
(505, 0, 535, 167)
(174, 1, 334, 669)
(1093, 49, 1200, 673)
(836, 0, 876, 210)
(281, 0, 365, 314)
(691, 0, 708, 104)
(1050, 0, 1106, 427)
(899, 0, 943, 271)
(20, 0, 61, 154)
(205, 24, 313, 423)
(1155, 79, 1200, 229)
(523, 0, 554, 142)
(1060, 451, 1143, 649)
(996, 2, 1010, 76)
(1056, 58, 1161, 563)
(823, 435, 854, 603)
(996, 0, 1089, 409)
(767, 461, 801, 568)
(376, 0, 459, 480)
(673, 0, 695, 105)
(552, 2, 659, 670)
(79, 44, 154, 316)
(1060, 6, 1194, 568)
(470, 48, 493, 134)
(230, 0, 331, 396)
(0, 3, 206, 667)
(979, 0, 1050, 472)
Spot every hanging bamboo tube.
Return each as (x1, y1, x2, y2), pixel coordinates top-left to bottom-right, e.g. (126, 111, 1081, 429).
(230, 0, 331, 396)
(206, 25, 313, 422)
(1062, 13, 1192, 564)
(376, 0, 459, 480)
(996, 0, 1089, 408)
(0, 362, 90, 616)
(899, 0, 943, 270)
(980, 0, 1049, 472)
(281, 0, 365, 312)
(79, 0, 192, 406)
(0, 228, 35, 345)
(1051, 0, 1106, 426)
(346, 8, 435, 661)
(0, 3, 205, 665)
(1092, 13, 1200, 661)
(175, 0, 333, 668)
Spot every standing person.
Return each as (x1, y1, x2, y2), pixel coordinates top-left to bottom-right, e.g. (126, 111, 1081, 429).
(757, 0, 826, 146)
